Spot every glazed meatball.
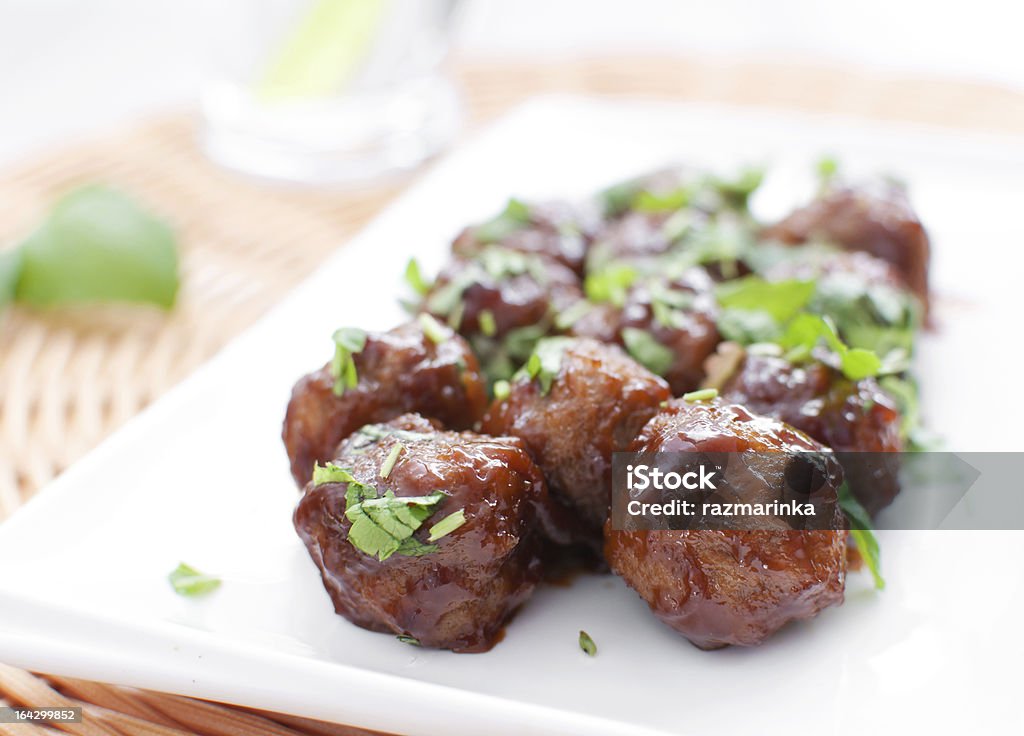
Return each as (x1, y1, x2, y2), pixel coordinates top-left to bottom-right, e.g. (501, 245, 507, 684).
(605, 400, 847, 649)
(452, 199, 597, 275)
(282, 319, 488, 487)
(293, 414, 556, 653)
(571, 268, 720, 394)
(716, 350, 902, 515)
(763, 180, 930, 309)
(422, 247, 583, 383)
(481, 337, 671, 536)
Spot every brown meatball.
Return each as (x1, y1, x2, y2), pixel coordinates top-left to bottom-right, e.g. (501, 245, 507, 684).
(423, 247, 583, 383)
(293, 414, 555, 653)
(571, 268, 721, 394)
(717, 350, 902, 515)
(282, 320, 487, 487)
(453, 200, 597, 275)
(481, 337, 671, 537)
(763, 181, 930, 309)
(605, 400, 847, 649)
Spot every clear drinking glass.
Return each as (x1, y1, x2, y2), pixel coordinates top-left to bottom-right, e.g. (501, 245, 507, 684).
(201, 0, 462, 184)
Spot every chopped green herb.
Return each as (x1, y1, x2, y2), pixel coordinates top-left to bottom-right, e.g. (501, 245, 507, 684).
(838, 483, 884, 590)
(816, 155, 839, 185)
(396, 635, 421, 646)
(417, 312, 448, 345)
(168, 563, 221, 598)
(715, 277, 816, 323)
(15, 186, 179, 309)
(330, 327, 368, 396)
(634, 187, 689, 213)
(312, 462, 357, 486)
(584, 262, 638, 307)
(521, 337, 573, 394)
(474, 199, 532, 243)
(345, 485, 446, 561)
(379, 443, 405, 479)
(850, 528, 885, 590)
(479, 309, 498, 337)
(621, 327, 673, 376)
(578, 630, 597, 657)
(404, 258, 430, 296)
(711, 166, 765, 208)
(682, 388, 718, 402)
(716, 309, 782, 344)
(493, 379, 511, 401)
(554, 300, 593, 330)
(428, 508, 467, 542)
(780, 314, 881, 381)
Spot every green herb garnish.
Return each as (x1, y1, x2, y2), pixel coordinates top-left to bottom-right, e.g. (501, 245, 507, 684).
(168, 563, 221, 597)
(521, 337, 573, 394)
(555, 299, 593, 330)
(405, 258, 431, 296)
(379, 444, 405, 479)
(417, 313, 448, 345)
(12, 186, 179, 310)
(396, 635, 421, 646)
(578, 630, 597, 657)
(312, 462, 357, 486)
(330, 327, 368, 396)
(479, 309, 498, 337)
(715, 277, 816, 323)
(682, 388, 718, 402)
(621, 327, 673, 376)
(428, 509, 467, 542)
(345, 483, 446, 561)
(493, 379, 511, 401)
(475, 199, 532, 243)
(634, 187, 689, 213)
(780, 314, 881, 381)
(584, 262, 638, 307)
(838, 483, 884, 590)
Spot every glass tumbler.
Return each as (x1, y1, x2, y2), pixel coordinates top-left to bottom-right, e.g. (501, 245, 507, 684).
(201, 0, 462, 184)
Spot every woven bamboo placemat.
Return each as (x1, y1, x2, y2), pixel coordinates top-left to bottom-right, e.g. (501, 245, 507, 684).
(1, 55, 1022, 735)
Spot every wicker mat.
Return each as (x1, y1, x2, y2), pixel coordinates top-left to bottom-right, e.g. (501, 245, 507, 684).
(1, 56, 1022, 735)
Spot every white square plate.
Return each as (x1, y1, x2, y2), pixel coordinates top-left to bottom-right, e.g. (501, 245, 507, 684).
(2, 98, 1024, 736)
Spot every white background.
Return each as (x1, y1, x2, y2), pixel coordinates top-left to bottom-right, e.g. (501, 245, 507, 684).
(2, 0, 1023, 166)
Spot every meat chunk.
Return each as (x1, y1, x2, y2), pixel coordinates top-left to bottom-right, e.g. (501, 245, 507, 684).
(605, 400, 847, 649)
(763, 180, 930, 309)
(422, 247, 583, 383)
(452, 199, 597, 275)
(570, 268, 720, 394)
(282, 319, 488, 487)
(716, 350, 902, 515)
(293, 414, 555, 653)
(481, 337, 671, 537)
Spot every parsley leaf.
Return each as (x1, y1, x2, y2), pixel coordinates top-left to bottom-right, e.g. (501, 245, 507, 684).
(330, 327, 367, 396)
(404, 258, 431, 296)
(838, 483, 884, 590)
(621, 327, 673, 376)
(345, 484, 446, 562)
(584, 262, 638, 307)
(474, 199, 532, 243)
(520, 337, 573, 394)
(168, 562, 221, 597)
(312, 462, 357, 486)
(578, 630, 597, 657)
(780, 314, 881, 381)
(715, 276, 816, 322)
